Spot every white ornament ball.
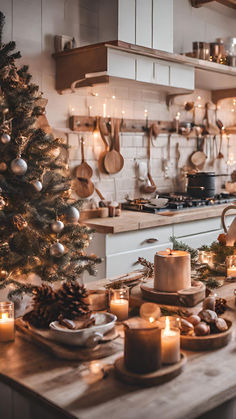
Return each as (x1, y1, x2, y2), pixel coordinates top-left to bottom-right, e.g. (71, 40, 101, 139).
(0, 197, 6, 210)
(0, 162, 7, 172)
(51, 220, 64, 233)
(65, 206, 80, 223)
(1, 133, 11, 144)
(11, 158, 27, 175)
(50, 242, 65, 257)
(32, 180, 43, 192)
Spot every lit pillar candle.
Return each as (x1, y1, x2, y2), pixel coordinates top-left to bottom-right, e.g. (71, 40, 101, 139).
(124, 317, 161, 373)
(109, 287, 129, 321)
(0, 302, 15, 343)
(227, 267, 236, 278)
(154, 249, 191, 292)
(161, 317, 180, 364)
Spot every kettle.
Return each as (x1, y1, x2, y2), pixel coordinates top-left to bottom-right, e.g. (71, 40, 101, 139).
(221, 205, 236, 246)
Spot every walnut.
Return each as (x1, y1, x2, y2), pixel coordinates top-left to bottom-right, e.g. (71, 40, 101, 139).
(203, 296, 216, 312)
(194, 322, 210, 336)
(180, 318, 194, 335)
(187, 315, 201, 326)
(198, 309, 218, 324)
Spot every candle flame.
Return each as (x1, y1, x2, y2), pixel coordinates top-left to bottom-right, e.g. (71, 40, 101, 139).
(1, 313, 8, 320)
(149, 316, 155, 323)
(166, 248, 173, 255)
(165, 317, 170, 334)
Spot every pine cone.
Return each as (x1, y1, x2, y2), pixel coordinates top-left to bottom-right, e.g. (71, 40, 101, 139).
(23, 284, 59, 328)
(57, 281, 91, 320)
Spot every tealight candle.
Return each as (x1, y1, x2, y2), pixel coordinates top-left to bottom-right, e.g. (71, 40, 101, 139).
(0, 302, 15, 342)
(109, 287, 129, 321)
(227, 255, 236, 278)
(161, 317, 180, 364)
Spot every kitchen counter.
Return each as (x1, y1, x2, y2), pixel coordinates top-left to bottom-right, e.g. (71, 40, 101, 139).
(1, 280, 236, 419)
(84, 204, 236, 234)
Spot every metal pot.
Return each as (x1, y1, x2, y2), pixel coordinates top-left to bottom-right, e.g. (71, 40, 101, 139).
(187, 172, 215, 198)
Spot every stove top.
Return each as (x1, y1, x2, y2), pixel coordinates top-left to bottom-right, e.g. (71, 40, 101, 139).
(122, 193, 236, 214)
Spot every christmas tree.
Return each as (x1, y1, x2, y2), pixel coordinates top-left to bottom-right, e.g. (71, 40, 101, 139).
(0, 12, 100, 301)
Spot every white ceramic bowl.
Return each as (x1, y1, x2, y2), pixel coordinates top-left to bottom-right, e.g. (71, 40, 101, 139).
(46, 312, 117, 347)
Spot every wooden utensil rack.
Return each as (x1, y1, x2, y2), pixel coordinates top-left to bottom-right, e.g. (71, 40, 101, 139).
(69, 115, 173, 134)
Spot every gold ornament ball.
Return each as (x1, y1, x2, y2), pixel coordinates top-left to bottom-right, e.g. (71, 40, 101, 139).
(0, 270, 8, 279)
(0, 162, 7, 172)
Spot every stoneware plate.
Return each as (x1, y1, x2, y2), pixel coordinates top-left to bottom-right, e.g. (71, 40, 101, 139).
(30, 312, 117, 347)
(180, 319, 232, 351)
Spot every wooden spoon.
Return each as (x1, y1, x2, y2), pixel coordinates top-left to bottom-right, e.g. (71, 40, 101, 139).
(98, 118, 109, 174)
(75, 137, 93, 179)
(74, 177, 94, 198)
(140, 126, 156, 194)
(216, 119, 224, 159)
(103, 119, 124, 174)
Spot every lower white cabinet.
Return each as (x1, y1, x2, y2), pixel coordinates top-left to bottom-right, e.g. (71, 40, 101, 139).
(85, 214, 234, 282)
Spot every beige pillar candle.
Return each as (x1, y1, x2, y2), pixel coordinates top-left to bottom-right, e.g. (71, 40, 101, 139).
(154, 249, 191, 292)
(161, 318, 180, 364)
(124, 318, 161, 374)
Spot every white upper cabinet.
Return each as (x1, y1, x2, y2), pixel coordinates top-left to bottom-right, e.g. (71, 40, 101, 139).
(135, 0, 152, 48)
(153, 0, 173, 53)
(118, 0, 135, 44)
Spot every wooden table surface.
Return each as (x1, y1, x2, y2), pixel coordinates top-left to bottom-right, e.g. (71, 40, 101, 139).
(1, 280, 236, 419)
(84, 204, 236, 234)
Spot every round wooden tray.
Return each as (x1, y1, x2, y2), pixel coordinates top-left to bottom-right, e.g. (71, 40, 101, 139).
(114, 353, 187, 387)
(180, 320, 232, 351)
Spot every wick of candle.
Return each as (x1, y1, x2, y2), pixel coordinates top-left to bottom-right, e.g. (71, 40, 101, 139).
(166, 248, 173, 255)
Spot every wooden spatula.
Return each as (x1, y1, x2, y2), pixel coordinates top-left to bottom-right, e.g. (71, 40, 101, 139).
(75, 137, 93, 179)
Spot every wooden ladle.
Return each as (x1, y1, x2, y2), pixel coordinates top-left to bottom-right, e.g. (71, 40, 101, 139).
(75, 137, 93, 179)
(74, 177, 94, 198)
(104, 118, 124, 174)
(216, 119, 224, 159)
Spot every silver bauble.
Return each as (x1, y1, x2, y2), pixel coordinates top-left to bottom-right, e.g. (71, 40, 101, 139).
(65, 206, 80, 223)
(1, 133, 11, 144)
(51, 220, 64, 233)
(0, 162, 7, 172)
(11, 158, 27, 175)
(32, 180, 43, 192)
(50, 242, 65, 257)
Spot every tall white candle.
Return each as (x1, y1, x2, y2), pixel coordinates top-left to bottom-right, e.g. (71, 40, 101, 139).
(161, 318, 180, 364)
(110, 299, 128, 321)
(0, 313, 15, 342)
(154, 249, 191, 292)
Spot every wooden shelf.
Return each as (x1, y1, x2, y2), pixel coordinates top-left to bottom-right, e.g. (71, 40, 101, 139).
(191, 0, 236, 8)
(53, 41, 236, 103)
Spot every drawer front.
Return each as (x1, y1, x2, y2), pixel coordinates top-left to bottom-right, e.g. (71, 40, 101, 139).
(173, 217, 221, 238)
(178, 230, 223, 249)
(106, 242, 172, 277)
(154, 61, 170, 85)
(170, 63, 194, 90)
(106, 225, 173, 255)
(136, 57, 154, 83)
(108, 49, 136, 80)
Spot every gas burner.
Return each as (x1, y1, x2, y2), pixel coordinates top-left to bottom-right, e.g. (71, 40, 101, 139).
(122, 193, 236, 214)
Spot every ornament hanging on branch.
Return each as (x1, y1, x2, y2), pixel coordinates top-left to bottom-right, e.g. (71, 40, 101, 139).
(0, 133, 11, 144)
(51, 220, 64, 233)
(0, 196, 6, 210)
(11, 156, 27, 175)
(50, 241, 65, 257)
(64, 206, 80, 224)
(31, 180, 42, 192)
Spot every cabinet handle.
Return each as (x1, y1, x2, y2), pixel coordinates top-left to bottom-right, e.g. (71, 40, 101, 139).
(141, 238, 159, 244)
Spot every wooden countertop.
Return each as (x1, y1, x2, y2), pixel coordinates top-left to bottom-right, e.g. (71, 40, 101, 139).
(84, 204, 236, 234)
(1, 280, 236, 419)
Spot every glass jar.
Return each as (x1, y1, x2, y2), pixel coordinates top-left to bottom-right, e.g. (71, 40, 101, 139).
(0, 302, 15, 342)
(226, 255, 236, 278)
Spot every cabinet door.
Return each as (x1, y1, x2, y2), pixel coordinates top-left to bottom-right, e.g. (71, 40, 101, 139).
(135, 0, 152, 48)
(118, 0, 135, 43)
(178, 230, 223, 249)
(136, 57, 154, 83)
(154, 60, 170, 85)
(153, 0, 173, 53)
(170, 63, 194, 90)
(108, 49, 136, 80)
